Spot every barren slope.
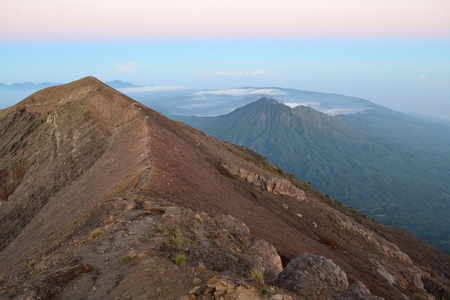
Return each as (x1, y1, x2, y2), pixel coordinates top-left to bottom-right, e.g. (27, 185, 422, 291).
(0, 76, 150, 271)
(0, 77, 448, 300)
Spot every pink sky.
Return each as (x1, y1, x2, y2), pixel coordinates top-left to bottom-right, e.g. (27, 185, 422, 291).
(1, 0, 450, 40)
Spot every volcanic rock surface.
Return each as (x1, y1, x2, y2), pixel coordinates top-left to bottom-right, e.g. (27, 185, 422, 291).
(0, 77, 449, 299)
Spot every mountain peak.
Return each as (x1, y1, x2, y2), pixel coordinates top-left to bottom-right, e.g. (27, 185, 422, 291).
(13, 76, 130, 110)
(64, 76, 110, 90)
(77, 75, 102, 84)
(105, 79, 139, 89)
(257, 96, 279, 104)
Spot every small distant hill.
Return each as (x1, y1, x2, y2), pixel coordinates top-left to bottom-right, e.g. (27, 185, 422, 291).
(105, 80, 140, 89)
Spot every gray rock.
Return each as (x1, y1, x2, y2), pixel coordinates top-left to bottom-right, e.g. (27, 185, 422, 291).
(276, 252, 348, 293)
(214, 214, 250, 237)
(250, 238, 283, 283)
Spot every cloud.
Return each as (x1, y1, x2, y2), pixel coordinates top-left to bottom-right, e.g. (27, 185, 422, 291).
(215, 71, 244, 76)
(284, 102, 320, 108)
(193, 88, 285, 97)
(419, 68, 432, 80)
(198, 68, 271, 77)
(112, 61, 138, 73)
(119, 86, 188, 93)
(252, 68, 272, 75)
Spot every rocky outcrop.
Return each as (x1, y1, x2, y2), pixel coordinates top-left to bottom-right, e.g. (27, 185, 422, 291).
(219, 163, 306, 200)
(159, 208, 283, 282)
(328, 213, 411, 263)
(332, 281, 384, 300)
(16, 264, 94, 300)
(321, 210, 434, 298)
(276, 252, 349, 295)
(179, 275, 295, 300)
(276, 253, 385, 299)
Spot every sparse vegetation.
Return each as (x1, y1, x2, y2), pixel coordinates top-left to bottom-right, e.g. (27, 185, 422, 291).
(268, 285, 277, 294)
(28, 261, 36, 269)
(89, 230, 103, 240)
(174, 253, 185, 267)
(194, 213, 203, 223)
(197, 261, 206, 271)
(168, 228, 184, 248)
(120, 255, 135, 265)
(250, 267, 264, 283)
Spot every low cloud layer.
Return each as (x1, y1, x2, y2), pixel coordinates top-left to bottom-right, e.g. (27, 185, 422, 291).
(193, 87, 284, 97)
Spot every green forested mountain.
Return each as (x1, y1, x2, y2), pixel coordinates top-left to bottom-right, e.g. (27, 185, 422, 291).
(173, 98, 450, 253)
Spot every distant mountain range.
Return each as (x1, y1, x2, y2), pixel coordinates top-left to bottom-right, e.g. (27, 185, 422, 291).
(0, 80, 138, 90)
(0, 82, 59, 90)
(173, 98, 450, 254)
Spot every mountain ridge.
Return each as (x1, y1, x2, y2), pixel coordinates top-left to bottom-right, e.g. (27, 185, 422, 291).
(0, 77, 448, 299)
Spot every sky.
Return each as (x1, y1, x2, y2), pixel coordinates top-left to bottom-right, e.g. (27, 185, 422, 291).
(1, 0, 450, 119)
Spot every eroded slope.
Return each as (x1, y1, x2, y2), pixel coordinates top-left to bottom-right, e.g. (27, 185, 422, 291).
(0, 76, 150, 272)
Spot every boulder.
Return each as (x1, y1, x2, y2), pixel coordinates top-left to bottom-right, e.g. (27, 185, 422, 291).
(250, 238, 283, 283)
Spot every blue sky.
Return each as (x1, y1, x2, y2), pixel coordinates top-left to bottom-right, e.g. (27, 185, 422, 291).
(1, 0, 450, 119)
